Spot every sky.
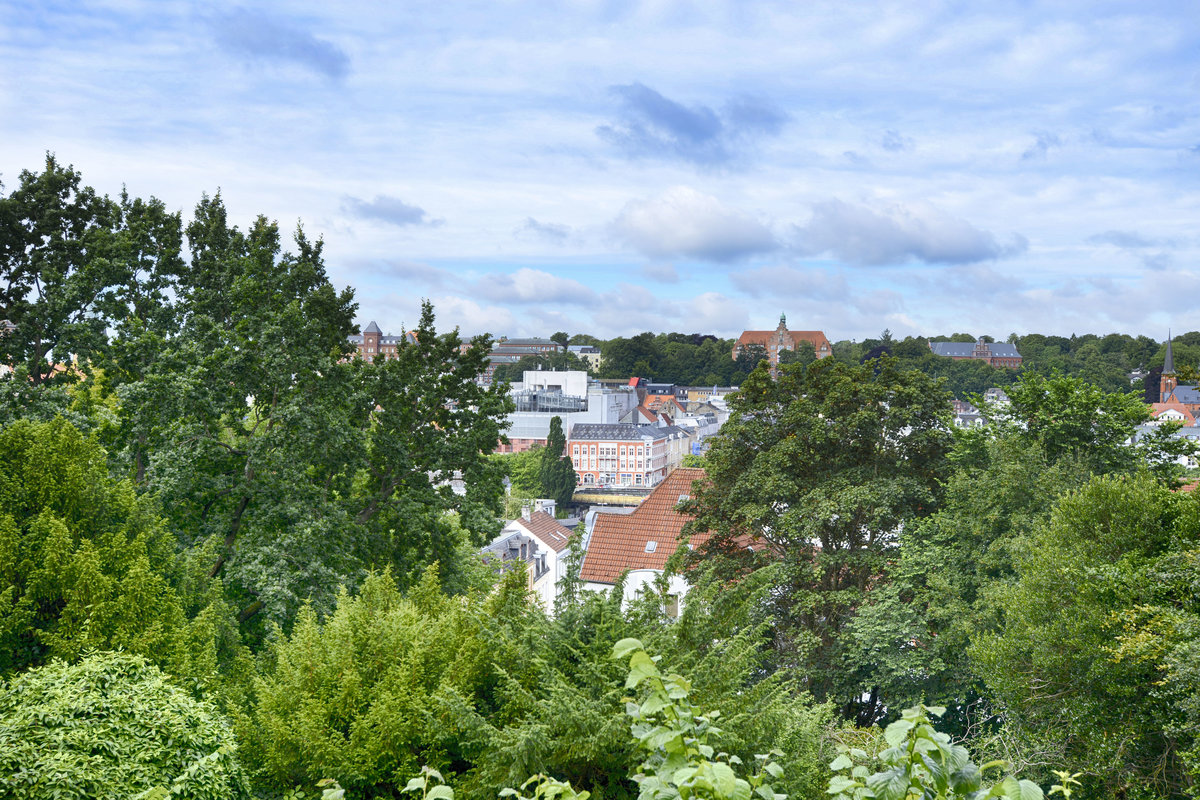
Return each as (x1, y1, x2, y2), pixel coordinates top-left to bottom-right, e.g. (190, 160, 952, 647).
(3, 0, 1200, 342)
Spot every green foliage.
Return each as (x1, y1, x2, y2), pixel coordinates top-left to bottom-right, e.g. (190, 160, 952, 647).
(495, 446, 545, 497)
(971, 474, 1200, 797)
(826, 705, 1061, 800)
(613, 637, 787, 800)
(0, 651, 250, 799)
(684, 356, 953, 722)
(981, 371, 1166, 476)
(541, 416, 577, 510)
(0, 154, 117, 386)
(595, 333, 738, 386)
(0, 417, 242, 684)
(246, 566, 829, 800)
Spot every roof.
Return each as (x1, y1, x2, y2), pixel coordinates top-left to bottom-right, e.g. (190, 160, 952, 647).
(513, 511, 573, 553)
(363, 321, 382, 334)
(736, 329, 830, 348)
(1152, 400, 1196, 425)
(929, 340, 1022, 358)
(568, 422, 668, 442)
(1166, 384, 1200, 404)
(580, 468, 709, 584)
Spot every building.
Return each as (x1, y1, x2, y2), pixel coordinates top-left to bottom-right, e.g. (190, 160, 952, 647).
(928, 338, 1022, 368)
(497, 373, 640, 453)
(579, 467, 710, 614)
(481, 338, 565, 383)
(568, 422, 669, 489)
(483, 500, 574, 611)
(733, 314, 832, 369)
(348, 321, 417, 361)
(568, 344, 602, 371)
(1159, 337, 1200, 415)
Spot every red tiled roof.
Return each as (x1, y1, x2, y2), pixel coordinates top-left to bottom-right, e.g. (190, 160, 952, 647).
(1151, 401, 1196, 425)
(736, 329, 830, 348)
(515, 511, 573, 553)
(580, 468, 709, 584)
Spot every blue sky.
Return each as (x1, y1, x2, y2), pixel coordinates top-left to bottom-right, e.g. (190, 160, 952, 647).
(4, 0, 1200, 341)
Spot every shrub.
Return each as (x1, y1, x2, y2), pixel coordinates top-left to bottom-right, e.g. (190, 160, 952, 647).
(0, 651, 250, 799)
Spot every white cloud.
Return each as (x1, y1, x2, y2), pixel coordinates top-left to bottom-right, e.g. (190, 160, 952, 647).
(610, 187, 777, 262)
(474, 268, 597, 305)
(794, 199, 1028, 266)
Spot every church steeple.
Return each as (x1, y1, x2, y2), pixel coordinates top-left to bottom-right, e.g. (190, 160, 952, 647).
(1161, 331, 1178, 402)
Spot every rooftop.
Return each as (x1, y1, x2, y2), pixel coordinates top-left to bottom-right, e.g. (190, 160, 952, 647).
(579, 468, 708, 585)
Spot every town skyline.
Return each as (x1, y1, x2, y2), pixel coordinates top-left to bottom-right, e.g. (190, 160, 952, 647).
(5, 1, 1198, 341)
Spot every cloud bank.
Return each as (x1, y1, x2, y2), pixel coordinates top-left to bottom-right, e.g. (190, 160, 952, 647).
(794, 199, 1028, 266)
(611, 187, 777, 262)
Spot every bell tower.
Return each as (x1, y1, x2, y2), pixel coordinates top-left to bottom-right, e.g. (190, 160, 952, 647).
(1161, 332, 1177, 401)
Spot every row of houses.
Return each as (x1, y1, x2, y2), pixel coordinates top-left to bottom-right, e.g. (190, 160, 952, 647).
(484, 468, 711, 614)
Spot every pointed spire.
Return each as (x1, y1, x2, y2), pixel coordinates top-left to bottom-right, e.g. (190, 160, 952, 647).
(364, 321, 382, 335)
(1165, 330, 1176, 375)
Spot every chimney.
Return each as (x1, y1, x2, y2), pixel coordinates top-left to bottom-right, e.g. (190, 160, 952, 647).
(521, 503, 531, 521)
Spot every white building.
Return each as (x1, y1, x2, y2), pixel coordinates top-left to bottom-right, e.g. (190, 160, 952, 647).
(483, 500, 574, 611)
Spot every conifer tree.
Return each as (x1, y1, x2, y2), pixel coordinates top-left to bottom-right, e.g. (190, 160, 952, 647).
(539, 416, 576, 511)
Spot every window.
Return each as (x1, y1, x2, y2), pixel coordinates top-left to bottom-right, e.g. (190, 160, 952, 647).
(644, 541, 657, 553)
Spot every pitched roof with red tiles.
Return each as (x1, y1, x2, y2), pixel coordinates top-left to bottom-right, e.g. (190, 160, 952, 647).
(736, 329, 830, 349)
(1151, 400, 1196, 425)
(514, 511, 574, 553)
(580, 468, 709, 584)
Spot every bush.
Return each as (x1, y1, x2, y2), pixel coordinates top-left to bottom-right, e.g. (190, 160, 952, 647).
(0, 651, 250, 799)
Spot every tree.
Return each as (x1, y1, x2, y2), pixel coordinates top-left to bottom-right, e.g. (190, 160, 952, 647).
(551, 331, 569, 347)
(0, 417, 241, 681)
(540, 416, 577, 510)
(0, 154, 119, 385)
(115, 192, 511, 628)
(734, 342, 768, 373)
(777, 340, 816, 367)
(0, 652, 251, 799)
(971, 474, 1200, 796)
(978, 371, 1191, 480)
(683, 357, 954, 723)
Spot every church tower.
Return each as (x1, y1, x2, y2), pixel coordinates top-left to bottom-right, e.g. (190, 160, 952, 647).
(1161, 332, 1177, 401)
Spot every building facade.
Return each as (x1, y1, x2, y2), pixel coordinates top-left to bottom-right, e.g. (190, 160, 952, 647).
(348, 321, 417, 361)
(568, 423, 669, 489)
(732, 314, 832, 368)
(928, 337, 1022, 368)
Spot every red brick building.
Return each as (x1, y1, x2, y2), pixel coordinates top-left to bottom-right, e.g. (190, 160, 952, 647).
(732, 314, 832, 368)
(349, 321, 417, 362)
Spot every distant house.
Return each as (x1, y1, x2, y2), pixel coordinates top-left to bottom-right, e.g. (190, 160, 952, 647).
(483, 500, 574, 611)
(1151, 400, 1196, 426)
(929, 338, 1022, 368)
(732, 314, 831, 369)
(579, 467, 710, 615)
(348, 321, 418, 361)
